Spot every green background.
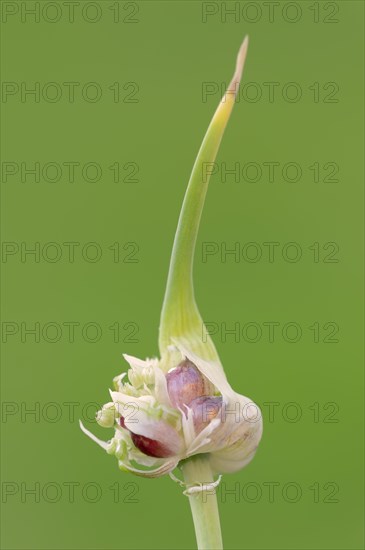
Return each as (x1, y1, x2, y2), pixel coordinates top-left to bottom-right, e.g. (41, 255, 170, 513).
(1, 1, 364, 549)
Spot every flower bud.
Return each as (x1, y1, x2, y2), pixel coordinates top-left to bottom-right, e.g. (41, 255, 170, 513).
(166, 359, 214, 409)
(114, 438, 128, 460)
(96, 402, 116, 428)
(128, 368, 143, 389)
(120, 383, 142, 397)
(128, 364, 155, 388)
(82, 345, 262, 477)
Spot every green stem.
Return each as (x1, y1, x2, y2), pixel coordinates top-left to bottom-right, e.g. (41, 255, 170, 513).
(182, 456, 223, 550)
(159, 37, 249, 358)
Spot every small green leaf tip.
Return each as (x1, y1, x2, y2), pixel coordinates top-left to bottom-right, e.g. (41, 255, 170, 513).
(159, 36, 249, 362)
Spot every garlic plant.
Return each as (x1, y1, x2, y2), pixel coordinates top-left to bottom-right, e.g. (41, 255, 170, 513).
(81, 36, 262, 550)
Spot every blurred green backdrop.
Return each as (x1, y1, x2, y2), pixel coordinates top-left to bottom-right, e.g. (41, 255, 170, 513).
(1, 1, 364, 549)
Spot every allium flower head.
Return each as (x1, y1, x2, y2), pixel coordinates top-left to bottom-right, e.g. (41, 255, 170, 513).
(81, 341, 262, 477)
(80, 38, 262, 539)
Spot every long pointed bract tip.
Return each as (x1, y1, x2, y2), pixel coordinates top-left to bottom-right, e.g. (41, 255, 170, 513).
(233, 35, 249, 85)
